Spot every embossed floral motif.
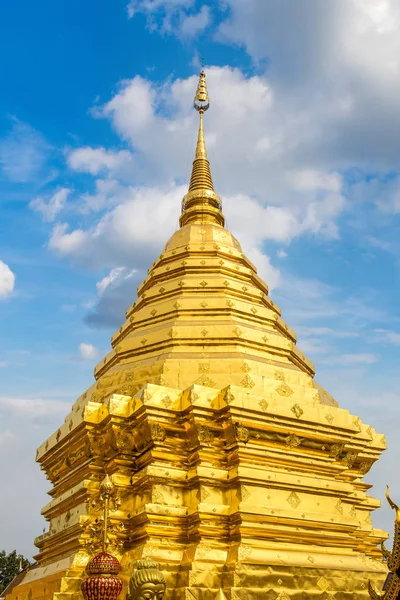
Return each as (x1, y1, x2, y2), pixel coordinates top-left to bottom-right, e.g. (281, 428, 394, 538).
(235, 422, 250, 443)
(291, 404, 303, 419)
(285, 433, 302, 448)
(161, 395, 173, 408)
(150, 422, 166, 442)
(276, 383, 294, 397)
(197, 424, 214, 444)
(241, 374, 255, 389)
(286, 491, 301, 509)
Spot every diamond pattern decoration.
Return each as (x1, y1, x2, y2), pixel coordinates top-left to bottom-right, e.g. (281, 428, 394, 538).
(286, 491, 301, 509)
(317, 577, 330, 592)
(276, 383, 294, 397)
(325, 412, 334, 425)
(241, 375, 255, 389)
(199, 280, 208, 287)
(335, 499, 343, 515)
(291, 404, 303, 419)
(259, 399, 269, 412)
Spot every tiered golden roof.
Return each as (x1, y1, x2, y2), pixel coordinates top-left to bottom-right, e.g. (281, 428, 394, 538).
(8, 70, 388, 600)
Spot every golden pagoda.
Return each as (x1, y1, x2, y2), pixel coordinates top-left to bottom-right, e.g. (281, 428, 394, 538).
(8, 71, 389, 600)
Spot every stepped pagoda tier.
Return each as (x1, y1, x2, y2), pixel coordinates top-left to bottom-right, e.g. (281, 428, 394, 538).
(8, 71, 389, 600)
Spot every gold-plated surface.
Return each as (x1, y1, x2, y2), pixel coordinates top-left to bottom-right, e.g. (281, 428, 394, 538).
(7, 71, 388, 600)
(127, 559, 166, 600)
(368, 488, 400, 600)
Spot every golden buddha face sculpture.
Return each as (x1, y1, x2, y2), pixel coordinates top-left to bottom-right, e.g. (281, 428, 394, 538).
(127, 559, 166, 600)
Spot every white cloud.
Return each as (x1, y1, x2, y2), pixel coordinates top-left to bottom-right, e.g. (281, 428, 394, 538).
(30, 188, 70, 222)
(373, 329, 400, 345)
(326, 353, 380, 366)
(0, 119, 51, 183)
(78, 343, 99, 360)
(126, 0, 209, 37)
(0, 396, 71, 418)
(277, 249, 287, 259)
(97, 266, 137, 296)
(67, 147, 134, 177)
(179, 5, 210, 37)
(0, 260, 15, 299)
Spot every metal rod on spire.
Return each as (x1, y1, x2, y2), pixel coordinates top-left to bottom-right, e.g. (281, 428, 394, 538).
(179, 69, 224, 227)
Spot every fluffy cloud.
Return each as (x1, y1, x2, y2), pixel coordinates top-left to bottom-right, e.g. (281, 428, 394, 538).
(67, 147, 134, 177)
(0, 119, 52, 183)
(78, 343, 99, 360)
(127, 0, 210, 37)
(30, 188, 71, 222)
(0, 260, 15, 299)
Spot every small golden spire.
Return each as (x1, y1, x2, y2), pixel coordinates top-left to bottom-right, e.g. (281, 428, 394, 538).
(180, 70, 224, 228)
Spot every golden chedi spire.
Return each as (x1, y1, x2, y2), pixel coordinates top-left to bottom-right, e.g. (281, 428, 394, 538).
(180, 70, 225, 227)
(8, 68, 389, 600)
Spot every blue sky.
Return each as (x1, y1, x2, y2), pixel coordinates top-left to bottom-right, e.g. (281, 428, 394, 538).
(1, 0, 400, 557)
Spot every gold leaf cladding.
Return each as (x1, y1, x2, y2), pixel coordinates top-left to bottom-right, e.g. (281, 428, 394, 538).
(150, 422, 166, 442)
(259, 399, 269, 412)
(291, 404, 303, 418)
(152, 485, 165, 504)
(198, 363, 210, 373)
(189, 572, 198, 587)
(353, 416, 362, 431)
(168, 328, 177, 338)
(275, 371, 285, 381)
(240, 486, 251, 502)
(241, 362, 251, 372)
(162, 395, 172, 408)
(196, 543, 211, 559)
(276, 593, 291, 600)
(199, 486, 210, 501)
(195, 375, 216, 387)
(238, 545, 252, 560)
(142, 389, 152, 403)
(342, 451, 358, 468)
(335, 499, 343, 515)
(276, 383, 294, 397)
(287, 491, 301, 509)
(235, 422, 250, 443)
(241, 374, 255, 389)
(225, 389, 235, 404)
(317, 577, 331, 592)
(325, 411, 334, 424)
(197, 425, 214, 444)
(329, 443, 344, 459)
(112, 426, 135, 454)
(285, 433, 302, 447)
(359, 459, 374, 474)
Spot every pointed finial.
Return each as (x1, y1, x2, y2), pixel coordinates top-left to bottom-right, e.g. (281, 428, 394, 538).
(180, 70, 225, 228)
(194, 70, 210, 113)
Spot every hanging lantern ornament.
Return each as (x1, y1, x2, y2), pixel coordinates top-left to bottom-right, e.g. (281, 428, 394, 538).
(81, 475, 123, 600)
